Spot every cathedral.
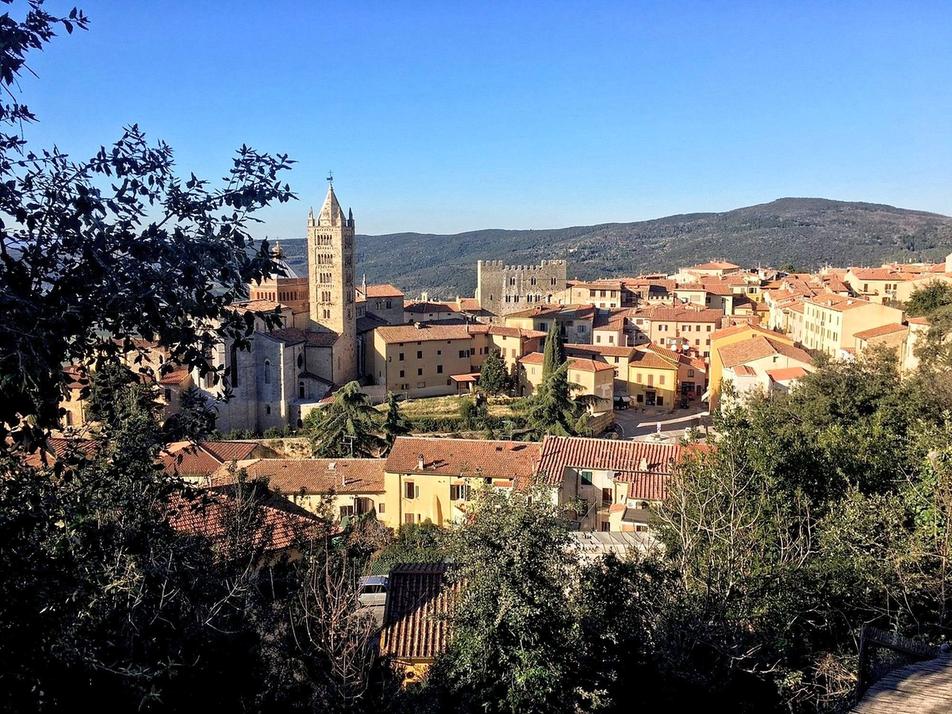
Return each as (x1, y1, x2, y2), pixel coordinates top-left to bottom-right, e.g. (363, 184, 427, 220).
(194, 180, 364, 433)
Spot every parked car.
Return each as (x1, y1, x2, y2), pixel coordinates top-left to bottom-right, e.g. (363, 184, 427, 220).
(357, 575, 389, 607)
(678, 396, 690, 409)
(613, 395, 632, 410)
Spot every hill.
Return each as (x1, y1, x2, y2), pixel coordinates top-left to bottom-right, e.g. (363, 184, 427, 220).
(275, 198, 952, 298)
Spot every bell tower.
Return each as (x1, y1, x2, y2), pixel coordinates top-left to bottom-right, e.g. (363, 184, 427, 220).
(307, 175, 357, 382)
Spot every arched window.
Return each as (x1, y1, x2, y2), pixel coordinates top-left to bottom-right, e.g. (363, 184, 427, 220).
(299, 381, 305, 399)
(297, 353, 304, 369)
(263, 360, 271, 385)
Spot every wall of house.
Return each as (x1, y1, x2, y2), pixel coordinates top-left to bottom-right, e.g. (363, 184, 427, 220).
(626, 363, 678, 407)
(373, 333, 474, 399)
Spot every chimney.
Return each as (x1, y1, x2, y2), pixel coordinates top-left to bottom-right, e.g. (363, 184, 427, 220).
(341, 473, 346, 487)
(639, 457, 649, 471)
(417, 454, 425, 470)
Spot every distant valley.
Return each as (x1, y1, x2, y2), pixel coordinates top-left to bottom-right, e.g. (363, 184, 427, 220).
(273, 197, 952, 298)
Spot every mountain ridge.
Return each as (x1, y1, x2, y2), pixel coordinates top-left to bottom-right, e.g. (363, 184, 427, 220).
(274, 197, 952, 298)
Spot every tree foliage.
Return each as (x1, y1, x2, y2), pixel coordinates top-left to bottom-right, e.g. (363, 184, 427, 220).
(478, 350, 509, 394)
(305, 381, 384, 457)
(381, 391, 410, 450)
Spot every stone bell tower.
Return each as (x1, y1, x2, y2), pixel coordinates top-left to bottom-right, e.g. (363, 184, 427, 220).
(307, 175, 357, 383)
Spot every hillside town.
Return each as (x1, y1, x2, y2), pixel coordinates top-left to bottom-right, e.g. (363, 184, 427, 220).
(8, 4, 952, 711)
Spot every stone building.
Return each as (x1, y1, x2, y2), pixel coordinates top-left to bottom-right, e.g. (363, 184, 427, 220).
(193, 181, 362, 433)
(475, 259, 567, 317)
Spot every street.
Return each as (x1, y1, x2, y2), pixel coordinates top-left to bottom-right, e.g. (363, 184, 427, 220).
(610, 404, 712, 442)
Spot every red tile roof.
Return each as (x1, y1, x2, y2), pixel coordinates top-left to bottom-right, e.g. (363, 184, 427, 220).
(405, 301, 458, 314)
(385, 436, 541, 484)
(159, 368, 191, 386)
(535, 436, 683, 487)
(376, 323, 472, 344)
(364, 283, 404, 298)
(215, 458, 385, 494)
(379, 564, 462, 661)
(565, 343, 637, 359)
(717, 336, 813, 369)
(765, 366, 809, 382)
(161, 441, 261, 478)
(168, 490, 319, 552)
(689, 261, 740, 271)
(854, 323, 908, 340)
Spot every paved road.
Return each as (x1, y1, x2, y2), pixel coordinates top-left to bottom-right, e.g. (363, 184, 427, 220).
(611, 405, 711, 441)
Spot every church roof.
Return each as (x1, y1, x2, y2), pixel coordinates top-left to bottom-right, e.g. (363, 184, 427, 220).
(317, 184, 346, 227)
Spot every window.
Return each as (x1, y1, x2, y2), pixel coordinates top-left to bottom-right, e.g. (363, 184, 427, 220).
(378, 503, 385, 514)
(265, 405, 271, 415)
(297, 353, 304, 368)
(339, 505, 354, 519)
(404, 513, 416, 525)
(450, 484, 470, 501)
(229, 344, 239, 387)
(601, 488, 612, 506)
(600, 521, 611, 532)
(580, 470, 593, 486)
(417, 350, 423, 359)
(405, 482, 417, 499)
(399, 352, 405, 361)
(399, 370, 405, 378)
(458, 350, 467, 358)
(417, 368, 423, 376)
(163, 387, 172, 402)
(437, 364, 443, 374)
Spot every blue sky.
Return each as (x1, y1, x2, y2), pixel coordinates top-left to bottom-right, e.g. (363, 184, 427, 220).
(21, 1, 952, 237)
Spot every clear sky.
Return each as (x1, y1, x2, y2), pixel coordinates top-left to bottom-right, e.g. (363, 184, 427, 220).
(20, 1, 952, 237)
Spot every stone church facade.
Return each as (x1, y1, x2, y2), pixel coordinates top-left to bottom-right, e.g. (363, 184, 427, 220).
(194, 181, 366, 433)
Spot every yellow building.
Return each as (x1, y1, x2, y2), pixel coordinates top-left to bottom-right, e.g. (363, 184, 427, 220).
(214, 458, 386, 523)
(709, 323, 796, 406)
(380, 436, 543, 528)
(627, 347, 678, 407)
(800, 294, 903, 356)
(567, 280, 623, 309)
(628, 306, 723, 358)
(714, 337, 814, 408)
(565, 343, 637, 396)
(845, 267, 952, 304)
(372, 323, 476, 399)
(517, 352, 615, 405)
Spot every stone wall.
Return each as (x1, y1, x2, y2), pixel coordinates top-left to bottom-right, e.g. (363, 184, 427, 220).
(476, 259, 567, 317)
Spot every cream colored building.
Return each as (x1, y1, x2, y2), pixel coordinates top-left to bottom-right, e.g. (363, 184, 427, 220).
(517, 352, 614, 407)
(628, 306, 723, 358)
(800, 294, 903, 356)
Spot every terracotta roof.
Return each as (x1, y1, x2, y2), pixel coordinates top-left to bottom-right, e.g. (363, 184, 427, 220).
(615, 471, 669, 501)
(22, 437, 98, 468)
(518, 352, 545, 366)
(535, 436, 683, 487)
(593, 309, 628, 330)
(232, 299, 285, 314)
(364, 283, 404, 298)
(505, 303, 596, 320)
(168, 489, 319, 552)
(806, 294, 872, 312)
(711, 323, 786, 342)
(565, 343, 637, 359)
(376, 323, 472, 344)
(63, 366, 88, 390)
(849, 268, 915, 282)
(854, 323, 908, 340)
(259, 327, 339, 347)
(386, 436, 541, 485)
(689, 261, 740, 271)
(214, 458, 385, 494)
(379, 564, 462, 661)
(458, 298, 482, 312)
(907, 316, 931, 326)
(630, 349, 678, 371)
(732, 365, 757, 377)
(159, 368, 191, 386)
(518, 352, 614, 373)
(717, 336, 813, 369)
(472, 324, 547, 339)
(633, 306, 724, 323)
(405, 301, 459, 314)
(766, 366, 809, 382)
(161, 441, 261, 478)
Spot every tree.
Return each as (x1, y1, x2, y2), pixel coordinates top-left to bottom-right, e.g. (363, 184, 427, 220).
(426, 487, 581, 714)
(905, 280, 952, 317)
(305, 381, 384, 457)
(525, 362, 587, 437)
(0, 5, 293, 452)
(381, 391, 410, 451)
(541, 320, 565, 379)
(478, 350, 509, 394)
(85, 362, 154, 429)
(163, 386, 218, 442)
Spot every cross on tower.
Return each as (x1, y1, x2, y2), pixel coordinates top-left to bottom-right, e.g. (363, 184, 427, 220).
(326, 170, 334, 186)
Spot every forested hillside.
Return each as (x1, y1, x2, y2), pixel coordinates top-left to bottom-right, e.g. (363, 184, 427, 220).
(276, 198, 952, 297)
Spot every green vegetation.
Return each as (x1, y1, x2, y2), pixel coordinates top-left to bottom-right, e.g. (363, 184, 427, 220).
(477, 350, 510, 394)
(304, 380, 386, 457)
(523, 325, 589, 437)
(374, 394, 527, 434)
(906, 280, 952, 317)
(278, 198, 952, 298)
(381, 391, 411, 450)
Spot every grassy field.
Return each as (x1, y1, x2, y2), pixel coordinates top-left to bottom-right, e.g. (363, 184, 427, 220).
(375, 394, 525, 420)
